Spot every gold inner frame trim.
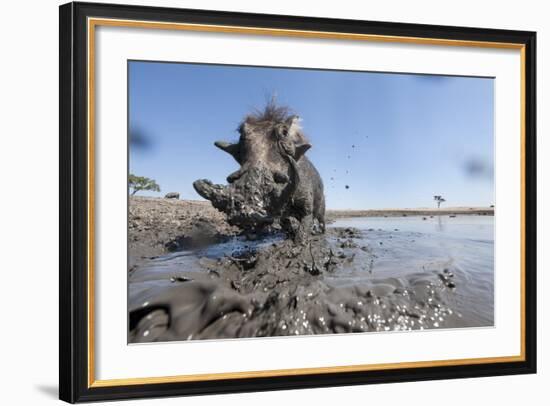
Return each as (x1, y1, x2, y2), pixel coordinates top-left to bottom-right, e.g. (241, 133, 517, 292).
(87, 17, 527, 388)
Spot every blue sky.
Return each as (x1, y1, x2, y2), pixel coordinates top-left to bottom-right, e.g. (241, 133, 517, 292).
(129, 61, 494, 210)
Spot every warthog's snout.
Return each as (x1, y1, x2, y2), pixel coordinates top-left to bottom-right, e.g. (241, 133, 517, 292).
(193, 178, 274, 229)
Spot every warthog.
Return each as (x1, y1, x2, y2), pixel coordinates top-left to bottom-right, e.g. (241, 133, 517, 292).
(193, 102, 325, 243)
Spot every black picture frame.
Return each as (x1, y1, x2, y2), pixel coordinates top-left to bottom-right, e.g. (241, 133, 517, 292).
(59, 1, 537, 403)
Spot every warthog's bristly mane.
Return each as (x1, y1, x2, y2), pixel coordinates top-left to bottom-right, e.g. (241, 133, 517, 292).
(238, 100, 296, 133)
(248, 101, 292, 123)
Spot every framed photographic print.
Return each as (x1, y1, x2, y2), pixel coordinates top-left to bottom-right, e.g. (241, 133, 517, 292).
(59, 1, 537, 403)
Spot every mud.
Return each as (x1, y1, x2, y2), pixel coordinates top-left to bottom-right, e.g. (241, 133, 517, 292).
(129, 226, 464, 343)
(128, 197, 238, 270)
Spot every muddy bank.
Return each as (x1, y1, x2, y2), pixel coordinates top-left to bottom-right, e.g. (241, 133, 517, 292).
(129, 196, 238, 269)
(129, 226, 465, 343)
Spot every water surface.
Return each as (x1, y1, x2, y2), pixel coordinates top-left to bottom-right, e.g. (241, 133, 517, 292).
(330, 215, 494, 326)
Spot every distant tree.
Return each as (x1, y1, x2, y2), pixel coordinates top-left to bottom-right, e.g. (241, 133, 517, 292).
(129, 174, 160, 196)
(434, 195, 446, 209)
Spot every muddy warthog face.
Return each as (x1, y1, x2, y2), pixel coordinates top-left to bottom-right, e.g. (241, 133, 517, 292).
(193, 104, 311, 231)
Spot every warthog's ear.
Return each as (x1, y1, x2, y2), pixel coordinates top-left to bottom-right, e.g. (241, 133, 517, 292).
(294, 143, 311, 160)
(214, 141, 241, 164)
(285, 115, 309, 159)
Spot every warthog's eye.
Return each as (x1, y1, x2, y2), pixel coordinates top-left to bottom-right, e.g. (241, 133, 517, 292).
(275, 125, 288, 139)
(273, 171, 289, 184)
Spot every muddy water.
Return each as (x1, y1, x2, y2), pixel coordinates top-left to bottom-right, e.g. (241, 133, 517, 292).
(329, 215, 494, 327)
(128, 215, 494, 343)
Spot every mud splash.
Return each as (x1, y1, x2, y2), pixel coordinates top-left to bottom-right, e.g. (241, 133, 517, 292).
(129, 227, 464, 343)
